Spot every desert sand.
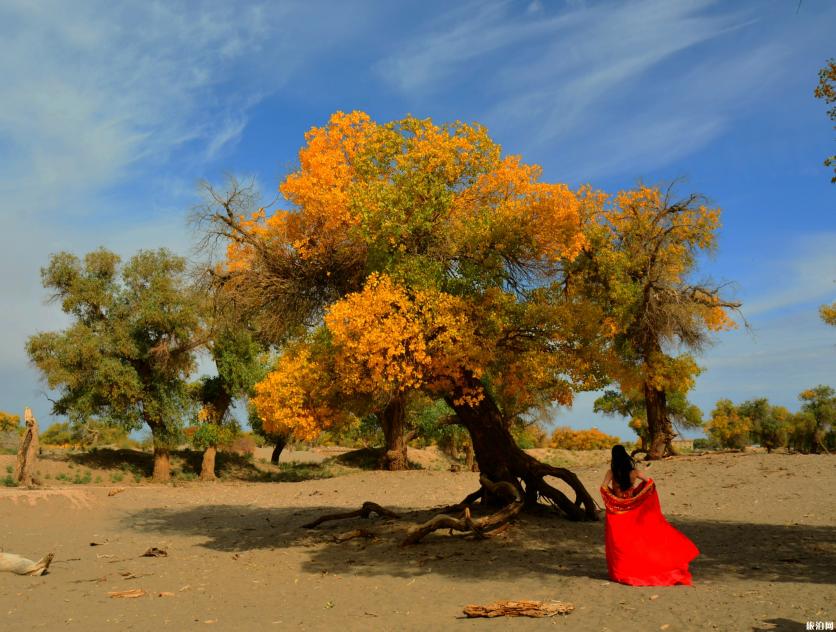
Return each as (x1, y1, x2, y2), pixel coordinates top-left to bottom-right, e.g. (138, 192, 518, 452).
(1, 450, 834, 631)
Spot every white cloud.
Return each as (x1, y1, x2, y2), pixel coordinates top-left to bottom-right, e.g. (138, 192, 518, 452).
(376, 0, 832, 181)
(0, 0, 379, 424)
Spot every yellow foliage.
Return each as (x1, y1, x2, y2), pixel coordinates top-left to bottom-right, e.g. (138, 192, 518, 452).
(706, 400, 751, 449)
(0, 411, 20, 433)
(251, 346, 342, 442)
(325, 274, 487, 407)
(549, 426, 621, 450)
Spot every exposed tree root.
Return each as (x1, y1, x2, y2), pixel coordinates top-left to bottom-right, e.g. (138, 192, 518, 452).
(333, 528, 376, 543)
(302, 501, 401, 529)
(401, 476, 523, 546)
(300, 476, 524, 547)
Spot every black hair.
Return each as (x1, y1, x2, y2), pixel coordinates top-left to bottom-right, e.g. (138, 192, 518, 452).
(611, 444, 634, 492)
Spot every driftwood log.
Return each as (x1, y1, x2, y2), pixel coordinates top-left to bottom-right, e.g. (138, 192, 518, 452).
(0, 552, 54, 576)
(463, 600, 574, 618)
(14, 407, 39, 487)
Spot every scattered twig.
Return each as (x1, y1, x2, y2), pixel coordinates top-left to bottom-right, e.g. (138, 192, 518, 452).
(108, 588, 146, 599)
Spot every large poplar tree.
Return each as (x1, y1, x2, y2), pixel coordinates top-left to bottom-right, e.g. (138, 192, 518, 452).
(201, 112, 609, 519)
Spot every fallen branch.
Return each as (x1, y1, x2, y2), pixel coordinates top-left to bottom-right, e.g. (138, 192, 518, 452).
(0, 552, 54, 576)
(463, 599, 574, 618)
(302, 502, 401, 529)
(401, 476, 523, 546)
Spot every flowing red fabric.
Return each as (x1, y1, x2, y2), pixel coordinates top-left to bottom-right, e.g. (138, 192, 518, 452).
(601, 479, 699, 586)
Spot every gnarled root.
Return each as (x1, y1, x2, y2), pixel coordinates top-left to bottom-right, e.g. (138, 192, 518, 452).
(302, 501, 401, 529)
(527, 462, 599, 521)
(401, 476, 523, 546)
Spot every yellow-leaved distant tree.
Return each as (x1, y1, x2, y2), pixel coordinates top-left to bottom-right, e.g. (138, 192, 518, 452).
(569, 185, 739, 459)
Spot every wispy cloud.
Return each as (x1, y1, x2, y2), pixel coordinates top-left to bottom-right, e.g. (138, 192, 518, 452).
(376, 0, 829, 180)
(738, 233, 836, 318)
(0, 0, 379, 423)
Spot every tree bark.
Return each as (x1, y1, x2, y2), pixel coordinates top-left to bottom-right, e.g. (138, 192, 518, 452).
(14, 408, 39, 487)
(152, 445, 171, 483)
(380, 395, 408, 471)
(644, 383, 674, 460)
(200, 445, 217, 481)
(271, 436, 286, 465)
(445, 375, 597, 521)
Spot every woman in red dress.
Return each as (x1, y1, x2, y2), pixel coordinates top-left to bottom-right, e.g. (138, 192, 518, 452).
(601, 445, 699, 586)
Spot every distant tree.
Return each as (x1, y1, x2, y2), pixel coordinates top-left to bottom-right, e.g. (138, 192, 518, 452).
(706, 399, 752, 450)
(572, 185, 739, 459)
(248, 403, 291, 465)
(190, 327, 268, 480)
(786, 410, 817, 453)
(737, 398, 790, 453)
(757, 405, 791, 453)
(594, 386, 703, 455)
(39, 422, 74, 446)
(549, 427, 621, 451)
(0, 411, 20, 433)
(26, 249, 203, 482)
(814, 58, 836, 182)
(799, 385, 835, 453)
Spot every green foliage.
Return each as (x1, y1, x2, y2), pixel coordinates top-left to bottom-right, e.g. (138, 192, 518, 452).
(594, 387, 703, 444)
(40, 420, 137, 449)
(799, 385, 836, 452)
(40, 422, 74, 445)
(511, 422, 548, 449)
(26, 248, 202, 450)
(189, 421, 240, 451)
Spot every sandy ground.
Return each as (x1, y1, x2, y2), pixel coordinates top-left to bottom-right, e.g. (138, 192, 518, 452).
(1, 451, 834, 632)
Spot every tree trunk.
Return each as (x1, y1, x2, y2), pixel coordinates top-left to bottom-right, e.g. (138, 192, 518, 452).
(200, 446, 217, 481)
(644, 383, 674, 460)
(14, 408, 39, 487)
(464, 440, 477, 472)
(380, 395, 408, 471)
(445, 375, 597, 521)
(152, 445, 171, 483)
(271, 436, 286, 465)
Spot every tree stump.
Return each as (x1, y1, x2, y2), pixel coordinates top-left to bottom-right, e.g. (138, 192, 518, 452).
(14, 407, 39, 488)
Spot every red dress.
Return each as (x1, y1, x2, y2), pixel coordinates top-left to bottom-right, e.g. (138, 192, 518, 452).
(600, 478, 699, 586)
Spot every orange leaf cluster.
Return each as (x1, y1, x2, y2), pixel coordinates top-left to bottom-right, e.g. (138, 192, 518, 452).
(325, 274, 487, 406)
(251, 346, 342, 441)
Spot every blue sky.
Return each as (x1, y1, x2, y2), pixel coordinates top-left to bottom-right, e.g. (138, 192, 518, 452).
(1, 0, 834, 440)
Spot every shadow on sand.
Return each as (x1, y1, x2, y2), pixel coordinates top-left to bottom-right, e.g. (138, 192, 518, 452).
(122, 501, 835, 585)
